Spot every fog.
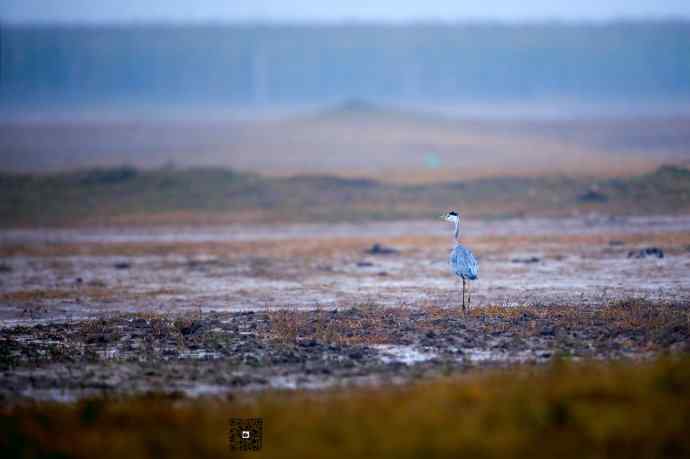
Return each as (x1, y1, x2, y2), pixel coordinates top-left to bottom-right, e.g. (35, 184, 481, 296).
(1, 4, 689, 175)
(2, 22, 689, 117)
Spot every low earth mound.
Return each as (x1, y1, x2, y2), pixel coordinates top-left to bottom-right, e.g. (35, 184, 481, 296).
(1, 165, 689, 226)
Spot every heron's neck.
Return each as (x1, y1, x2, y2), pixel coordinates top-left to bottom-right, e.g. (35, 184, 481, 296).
(453, 219, 460, 243)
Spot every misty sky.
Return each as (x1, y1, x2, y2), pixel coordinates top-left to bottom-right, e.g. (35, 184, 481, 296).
(3, 0, 690, 23)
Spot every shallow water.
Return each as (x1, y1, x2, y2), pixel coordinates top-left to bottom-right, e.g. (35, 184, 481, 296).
(374, 345, 437, 365)
(2, 215, 690, 326)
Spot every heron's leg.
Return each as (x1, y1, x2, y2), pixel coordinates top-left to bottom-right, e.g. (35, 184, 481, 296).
(457, 277, 460, 308)
(467, 281, 472, 310)
(462, 278, 466, 313)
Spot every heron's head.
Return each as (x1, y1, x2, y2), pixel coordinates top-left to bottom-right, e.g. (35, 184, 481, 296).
(442, 210, 459, 223)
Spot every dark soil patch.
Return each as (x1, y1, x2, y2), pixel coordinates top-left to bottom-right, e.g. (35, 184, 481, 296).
(0, 301, 688, 401)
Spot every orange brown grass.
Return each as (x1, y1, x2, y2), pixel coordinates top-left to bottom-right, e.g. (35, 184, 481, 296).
(3, 231, 690, 259)
(2, 357, 690, 459)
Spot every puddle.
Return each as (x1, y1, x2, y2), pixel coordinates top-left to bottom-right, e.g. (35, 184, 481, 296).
(96, 348, 120, 359)
(461, 349, 539, 364)
(179, 384, 230, 398)
(19, 388, 84, 403)
(177, 350, 223, 360)
(374, 345, 437, 365)
(268, 375, 332, 390)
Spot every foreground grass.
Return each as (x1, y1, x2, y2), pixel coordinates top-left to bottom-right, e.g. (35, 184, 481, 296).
(2, 357, 690, 458)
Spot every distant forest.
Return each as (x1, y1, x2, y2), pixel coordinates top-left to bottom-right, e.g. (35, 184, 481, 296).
(1, 22, 690, 106)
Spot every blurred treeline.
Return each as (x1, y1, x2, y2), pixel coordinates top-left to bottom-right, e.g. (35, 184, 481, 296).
(1, 22, 690, 107)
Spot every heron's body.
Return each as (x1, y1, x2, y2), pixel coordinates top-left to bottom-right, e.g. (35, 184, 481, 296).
(449, 244, 478, 281)
(443, 210, 479, 311)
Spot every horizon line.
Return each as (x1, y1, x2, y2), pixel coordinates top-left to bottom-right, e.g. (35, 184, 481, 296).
(3, 15, 690, 27)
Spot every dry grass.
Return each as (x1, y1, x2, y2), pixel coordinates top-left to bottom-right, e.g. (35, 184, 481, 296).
(0, 287, 116, 303)
(265, 301, 689, 350)
(0, 286, 187, 304)
(267, 305, 398, 346)
(2, 356, 690, 459)
(3, 230, 690, 258)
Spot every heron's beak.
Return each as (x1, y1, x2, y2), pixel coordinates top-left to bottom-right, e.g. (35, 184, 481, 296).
(440, 212, 447, 220)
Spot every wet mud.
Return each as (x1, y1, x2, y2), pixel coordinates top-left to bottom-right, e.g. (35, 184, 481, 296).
(1, 215, 690, 401)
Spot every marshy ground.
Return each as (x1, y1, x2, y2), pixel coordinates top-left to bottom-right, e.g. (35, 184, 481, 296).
(2, 214, 690, 321)
(2, 165, 690, 457)
(1, 301, 688, 401)
(1, 214, 689, 401)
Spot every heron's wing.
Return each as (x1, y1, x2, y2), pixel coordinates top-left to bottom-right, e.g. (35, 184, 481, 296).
(450, 245, 479, 279)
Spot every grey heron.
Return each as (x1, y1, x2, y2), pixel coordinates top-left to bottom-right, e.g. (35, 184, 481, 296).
(443, 211, 478, 312)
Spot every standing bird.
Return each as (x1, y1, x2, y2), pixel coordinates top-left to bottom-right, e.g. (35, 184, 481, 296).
(443, 211, 479, 312)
